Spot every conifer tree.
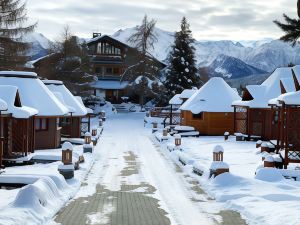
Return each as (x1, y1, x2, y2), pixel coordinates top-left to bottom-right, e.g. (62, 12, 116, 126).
(164, 17, 199, 99)
(274, 0, 300, 46)
(0, 0, 36, 70)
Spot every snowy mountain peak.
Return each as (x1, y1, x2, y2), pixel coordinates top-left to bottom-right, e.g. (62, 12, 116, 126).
(23, 32, 51, 49)
(207, 54, 267, 79)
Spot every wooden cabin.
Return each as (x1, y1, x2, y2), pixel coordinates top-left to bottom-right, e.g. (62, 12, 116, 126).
(43, 80, 90, 138)
(180, 77, 241, 135)
(0, 85, 38, 161)
(0, 71, 69, 150)
(269, 65, 300, 168)
(87, 34, 166, 103)
(232, 67, 295, 141)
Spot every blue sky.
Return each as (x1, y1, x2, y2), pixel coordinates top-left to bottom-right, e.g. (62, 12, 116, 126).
(27, 0, 296, 41)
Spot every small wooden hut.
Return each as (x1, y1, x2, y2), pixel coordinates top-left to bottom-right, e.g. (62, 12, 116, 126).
(271, 65, 300, 168)
(0, 71, 69, 150)
(180, 77, 241, 135)
(232, 67, 295, 140)
(0, 85, 38, 161)
(43, 80, 89, 138)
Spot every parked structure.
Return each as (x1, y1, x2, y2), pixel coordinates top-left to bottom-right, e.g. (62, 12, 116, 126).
(180, 77, 241, 135)
(87, 34, 165, 103)
(43, 80, 89, 138)
(0, 71, 69, 150)
(232, 67, 295, 140)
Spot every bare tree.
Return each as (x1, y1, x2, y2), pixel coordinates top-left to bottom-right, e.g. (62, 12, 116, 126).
(125, 15, 162, 107)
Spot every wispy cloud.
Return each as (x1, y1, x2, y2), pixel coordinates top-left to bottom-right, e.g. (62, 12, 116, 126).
(26, 0, 297, 41)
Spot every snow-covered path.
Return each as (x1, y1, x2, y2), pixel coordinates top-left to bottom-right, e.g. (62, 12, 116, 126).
(54, 113, 223, 225)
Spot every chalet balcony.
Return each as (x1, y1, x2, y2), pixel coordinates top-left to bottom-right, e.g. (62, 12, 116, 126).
(89, 55, 124, 65)
(96, 74, 122, 80)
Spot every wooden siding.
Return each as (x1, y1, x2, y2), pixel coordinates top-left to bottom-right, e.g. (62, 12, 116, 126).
(0, 116, 35, 158)
(234, 107, 279, 140)
(35, 117, 61, 149)
(61, 117, 82, 138)
(181, 111, 235, 135)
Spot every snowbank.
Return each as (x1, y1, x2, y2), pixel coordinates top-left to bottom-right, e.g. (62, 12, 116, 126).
(156, 134, 300, 225)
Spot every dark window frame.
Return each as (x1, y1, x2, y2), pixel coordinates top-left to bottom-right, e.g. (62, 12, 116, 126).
(35, 118, 49, 131)
(192, 112, 203, 120)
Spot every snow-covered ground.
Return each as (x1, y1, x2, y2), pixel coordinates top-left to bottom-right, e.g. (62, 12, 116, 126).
(3, 112, 300, 225)
(0, 137, 95, 225)
(156, 132, 300, 225)
(52, 112, 222, 225)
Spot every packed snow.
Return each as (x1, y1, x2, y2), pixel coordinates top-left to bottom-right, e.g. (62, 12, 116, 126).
(156, 132, 300, 225)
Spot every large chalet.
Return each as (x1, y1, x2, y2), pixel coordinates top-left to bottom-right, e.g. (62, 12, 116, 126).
(87, 33, 165, 103)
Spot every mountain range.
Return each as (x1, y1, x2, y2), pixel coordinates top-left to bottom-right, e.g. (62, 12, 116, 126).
(24, 27, 300, 82)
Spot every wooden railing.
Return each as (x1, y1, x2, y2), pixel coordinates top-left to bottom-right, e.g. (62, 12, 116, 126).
(148, 107, 181, 127)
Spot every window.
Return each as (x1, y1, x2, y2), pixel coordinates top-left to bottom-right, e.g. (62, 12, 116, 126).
(35, 118, 48, 131)
(192, 112, 203, 120)
(113, 68, 119, 75)
(106, 67, 113, 74)
(96, 42, 121, 55)
(95, 67, 102, 74)
(60, 117, 71, 126)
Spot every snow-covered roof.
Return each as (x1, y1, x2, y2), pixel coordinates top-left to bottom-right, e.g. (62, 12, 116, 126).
(0, 72, 69, 116)
(87, 34, 129, 47)
(0, 71, 37, 77)
(0, 85, 38, 118)
(0, 98, 7, 111)
(232, 67, 294, 108)
(91, 80, 129, 90)
(180, 89, 197, 99)
(277, 91, 300, 105)
(169, 94, 183, 105)
(180, 77, 241, 114)
(43, 81, 87, 116)
(75, 96, 93, 114)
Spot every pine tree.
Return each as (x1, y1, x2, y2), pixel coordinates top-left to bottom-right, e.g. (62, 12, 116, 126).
(273, 0, 300, 46)
(125, 15, 162, 107)
(0, 0, 36, 70)
(164, 17, 199, 99)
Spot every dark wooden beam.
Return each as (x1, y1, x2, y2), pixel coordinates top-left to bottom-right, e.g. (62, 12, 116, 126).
(292, 69, 300, 91)
(280, 80, 287, 94)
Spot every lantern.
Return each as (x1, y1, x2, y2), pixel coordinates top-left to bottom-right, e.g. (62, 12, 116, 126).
(264, 156, 275, 168)
(163, 128, 168, 137)
(100, 110, 106, 121)
(99, 118, 103, 127)
(92, 129, 97, 136)
(256, 140, 262, 148)
(261, 142, 269, 153)
(152, 122, 158, 129)
(62, 142, 73, 165)
(174, 134, 181, 146)
(224, 132, 229, 141)
(85, 132, 92, 144)
(213, 145, 224, 162)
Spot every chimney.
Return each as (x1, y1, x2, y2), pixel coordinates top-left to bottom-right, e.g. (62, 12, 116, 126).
(93, 32, 101, 38)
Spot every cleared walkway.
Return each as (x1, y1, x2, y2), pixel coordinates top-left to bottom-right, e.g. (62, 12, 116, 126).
(54, 113, 246, 225)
